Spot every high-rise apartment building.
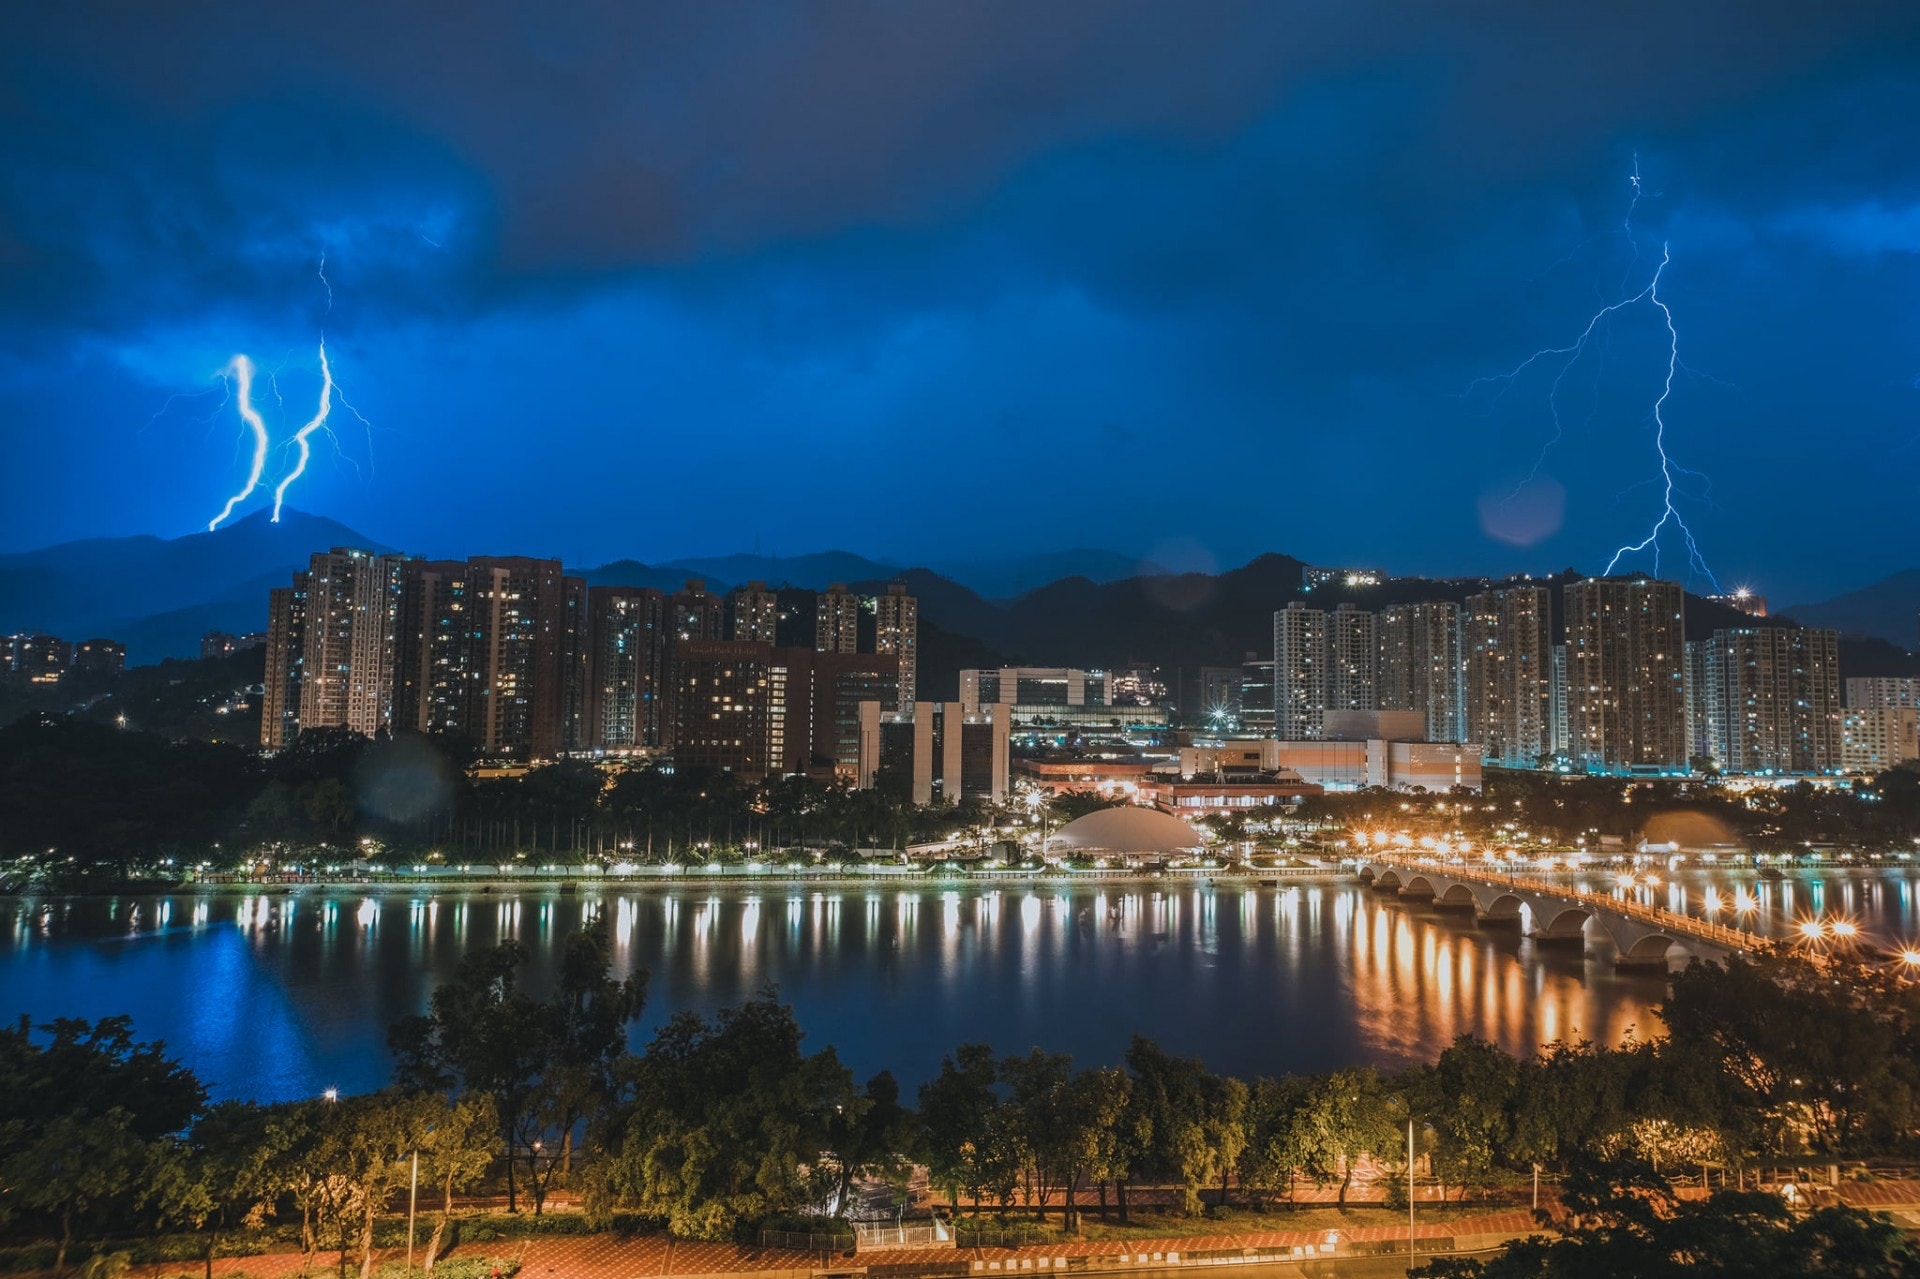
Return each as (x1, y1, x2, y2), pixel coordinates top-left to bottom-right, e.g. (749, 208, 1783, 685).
(1689, 627, 1841, 774)
(1327, 604, 1377, 713)
(296, 548, 408, 740)
(585, 586, 665, 750)
(1273, 602, 1330, 740)
(1842, 707, 1920, 774)
(815, 583, 860, 654)
(466, 556, 584, 759)
(395, 560, 475, 740)
(1563, 578, 1686, 771)
(875, 583, 919, 711)
(729, 581, 780, 643)
(1846, 677, 1920, 710)
(1378, 602, 1460, 741)
(261, 578, 308, 749)
(662, 579, 724, 749)
(672, 640, 898, 782)
(1462, 585, 1552, 765)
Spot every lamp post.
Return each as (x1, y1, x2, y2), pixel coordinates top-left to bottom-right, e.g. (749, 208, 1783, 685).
(1387, 1095, 1416, 1266)
(405, 1148, 419, 1277)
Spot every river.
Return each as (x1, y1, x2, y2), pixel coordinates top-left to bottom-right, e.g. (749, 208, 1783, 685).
(3, 867, 1914, 1103)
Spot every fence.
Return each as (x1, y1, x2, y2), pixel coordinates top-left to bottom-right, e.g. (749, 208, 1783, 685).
(856, 1222, 955, 1251)
(759, 1228, 856, 1254)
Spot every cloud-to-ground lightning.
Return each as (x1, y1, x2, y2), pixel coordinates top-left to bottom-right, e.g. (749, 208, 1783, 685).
(1471, 161, 1721, 589)
(207, 356, 271, 531)
(199, 254, 375, 528)
(270, 339, 334, 521)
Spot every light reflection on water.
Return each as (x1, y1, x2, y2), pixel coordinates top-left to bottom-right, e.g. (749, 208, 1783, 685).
(3, 869, 1914, 1105)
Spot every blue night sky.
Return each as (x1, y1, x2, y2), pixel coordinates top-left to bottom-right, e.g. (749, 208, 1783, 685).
(1, 2, 1917, 603)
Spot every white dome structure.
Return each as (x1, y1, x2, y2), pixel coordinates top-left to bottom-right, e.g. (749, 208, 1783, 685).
(1050, 806, 1205, 860)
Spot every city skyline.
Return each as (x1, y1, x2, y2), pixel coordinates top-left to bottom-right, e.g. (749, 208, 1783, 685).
(2, 5, 1920, 605)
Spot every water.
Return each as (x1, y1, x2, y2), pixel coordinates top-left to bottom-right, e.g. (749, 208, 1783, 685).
(2, 868, 1914, 1104)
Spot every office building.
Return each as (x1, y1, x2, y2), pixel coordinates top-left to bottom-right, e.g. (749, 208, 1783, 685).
(815, 583, 860, 654)
(1273, 602, 1330, 740)
(1378, 602, 1460, 741)
(961, 667, 1109, 713)
(1847, 677, 1920, 710)
(729, 581, 780, 644)
(874, 582, 919, 710)
(1842, 708, 1920, 774)
(858, 700, 1009, 806)
(1237, 658, 1275, 736)
(1189, 735, 1482, 794)
(1462, 585, 1552, 765)
(1563, 578, 1687, 772)
(1690, 627, 1841, 774)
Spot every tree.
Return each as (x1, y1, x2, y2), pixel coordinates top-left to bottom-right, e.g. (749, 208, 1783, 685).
(1055, 1067, 1131, 1231)
(1416, 1037, 1520, 1200)
(390, 940, 550, 1211)
(1241, 1075, 1313, 1208)
(1412, 1156, 1920, 1278)
(149, 1101, 297, 1279)
(4, 1109, 147, 1273)
(1296, 1066, 1400, 1208)
(587, 996, 858, 1239)
(417, 1093, 500, 1275)
(918, 1043, 1003, 1212)
(822, 1071, 917, 1218)
(1121, 1037, 1244, 1216)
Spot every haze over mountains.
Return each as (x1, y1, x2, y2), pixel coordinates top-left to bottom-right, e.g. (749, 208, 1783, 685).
(3, 512, 1916, 690)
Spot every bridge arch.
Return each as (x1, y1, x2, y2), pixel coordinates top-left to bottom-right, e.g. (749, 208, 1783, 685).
(1536, 907, 1592, 941)
(1618, 932, 1686, 967)
(1434, 883, 1478, 911)
(1402, 875, 1438, 899)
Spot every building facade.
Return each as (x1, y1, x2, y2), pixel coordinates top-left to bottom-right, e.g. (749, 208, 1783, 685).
(1841, 707, 1920, 774)
(1562, 578, 1687, 772)
(1273, 602, 1330, 740)
(1690, 626, 1841, 774)
(1377, 601, 1461, 742)
(874, 583, 918, 711)
(1847, 677, 1920, 711)
(1462, 585, 1553, 766)
(858, 700, 1009, 806)
(729, 581, 779, 643)
(814, 583, 860, 654)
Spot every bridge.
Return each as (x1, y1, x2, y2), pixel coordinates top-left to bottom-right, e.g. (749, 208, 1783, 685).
(1356, 858, 1768, 968)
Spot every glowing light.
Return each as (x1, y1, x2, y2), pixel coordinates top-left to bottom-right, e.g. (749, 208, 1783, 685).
(1900, 949, 1920, 967)
(1830, 919, 1857, 938)
(207, 357, 271, 530)
(1797, 919, 1826, 940)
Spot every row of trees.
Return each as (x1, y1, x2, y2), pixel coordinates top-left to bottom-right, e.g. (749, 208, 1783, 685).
(8, 710, 1920, 880)
(10, 930, 1920, 1272)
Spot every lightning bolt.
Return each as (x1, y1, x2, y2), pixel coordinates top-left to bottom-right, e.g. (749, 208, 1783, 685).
(199, 255, 375, 527)
(207, 356, 271, 531)
(270, 338, 334, 522)
(1470, 159, 1720, 589)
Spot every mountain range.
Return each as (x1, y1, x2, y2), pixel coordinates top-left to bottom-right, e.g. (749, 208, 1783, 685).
(3, 513, 1916, 695)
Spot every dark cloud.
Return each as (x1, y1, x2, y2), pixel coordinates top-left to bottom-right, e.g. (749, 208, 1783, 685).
(1, 2, 1917, 600)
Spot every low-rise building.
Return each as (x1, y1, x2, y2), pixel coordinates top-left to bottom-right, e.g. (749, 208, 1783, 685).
(857, 700, 1009, 806)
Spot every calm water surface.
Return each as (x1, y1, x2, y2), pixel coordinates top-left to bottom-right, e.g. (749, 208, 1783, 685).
(3, 868, 1915, 1103)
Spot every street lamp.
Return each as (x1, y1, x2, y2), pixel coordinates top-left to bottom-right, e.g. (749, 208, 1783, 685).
(1386, 1095, 1416, 1266)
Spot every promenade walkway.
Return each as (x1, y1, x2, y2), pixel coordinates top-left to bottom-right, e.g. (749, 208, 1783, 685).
(130, 1181, 1920, 1279)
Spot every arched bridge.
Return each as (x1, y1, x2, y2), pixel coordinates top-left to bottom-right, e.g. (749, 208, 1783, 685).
(1356, 858, 1766, 968)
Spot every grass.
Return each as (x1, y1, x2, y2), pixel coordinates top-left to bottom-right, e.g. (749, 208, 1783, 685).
(946, 1204, 1502, 1246)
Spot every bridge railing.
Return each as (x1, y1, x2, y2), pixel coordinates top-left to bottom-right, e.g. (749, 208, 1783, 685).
(1369, 858, 1764, 950)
